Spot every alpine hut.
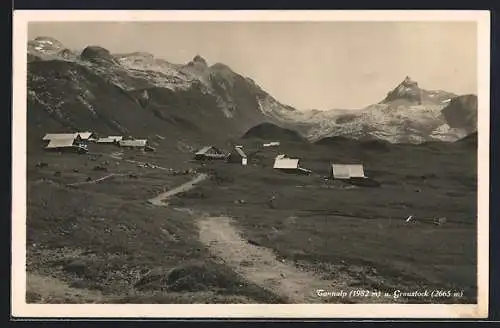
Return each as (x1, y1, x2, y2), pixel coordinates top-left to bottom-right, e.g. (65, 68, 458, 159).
(194, 146, 227, 161)
(45, 137, 88, 153)
(96, 136, 123, 144)
(329, 163, 379, 187)
(227, 146, 248, 166)
(330, 164, 366, 180)
(118, 139, 155, 151)
(273, 154, 311, 175)
(42, 133, 82, 142)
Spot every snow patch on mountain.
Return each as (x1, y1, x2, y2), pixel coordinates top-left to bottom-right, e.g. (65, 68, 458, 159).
(256, 95, 340, 124)
(257, 96, 295, 120)
(115, 52, 185, 79)
(28, 37, 80, 62)
(305, 102, 455, 143)
(430, 124, 469, 142)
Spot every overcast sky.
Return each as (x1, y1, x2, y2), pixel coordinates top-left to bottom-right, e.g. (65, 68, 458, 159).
(28, 21, 477, 110)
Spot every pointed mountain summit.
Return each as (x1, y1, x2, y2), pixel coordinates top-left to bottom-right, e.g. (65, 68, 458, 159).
(193, 54, 208, 65)
(181, 54, 211, 78)
(187, 54, 209, 69)
(381, 76, 423, 105)
(380, 76, 457, 107)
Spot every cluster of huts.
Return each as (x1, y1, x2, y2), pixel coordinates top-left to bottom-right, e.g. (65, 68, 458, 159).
(193, 142, 373, 183)
(41, 131, 373, 184)
(41, 131, 155, 153)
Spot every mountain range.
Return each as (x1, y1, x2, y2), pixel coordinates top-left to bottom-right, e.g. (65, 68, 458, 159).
(26, 36, 478, 146)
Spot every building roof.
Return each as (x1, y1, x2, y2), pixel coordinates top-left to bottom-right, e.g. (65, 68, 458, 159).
(42, 133, 79, 141)
(77, 132, 93, 139)
(45, 138, 77, 148)
(96, 138, 110, 143)
(195, 145, 225, 155)
(331, 164, 365, 179)
(195, 146, 212, 155)
(97, 136, 123, 143)
(273, 155, 300, 169)
(97, 137, 116, 143)
(119, 139, 148, 147)
(233, 146, 247, 158)
(263, 141, 281, 147)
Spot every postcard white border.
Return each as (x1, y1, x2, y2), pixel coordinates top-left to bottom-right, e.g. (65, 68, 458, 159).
(12, 10, 490, 319)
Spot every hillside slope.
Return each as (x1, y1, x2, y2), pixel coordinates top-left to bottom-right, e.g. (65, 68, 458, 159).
(442, 95, 478, 134)
(27, 37, 297, 148)
(242, 123, 306, 142)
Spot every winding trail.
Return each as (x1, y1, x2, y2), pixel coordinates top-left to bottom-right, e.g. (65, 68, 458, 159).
(146, 172, 400, 303)
(67, 173, 123, 186)
(148, 173, 208, 206)
(197, 216, 390, 304)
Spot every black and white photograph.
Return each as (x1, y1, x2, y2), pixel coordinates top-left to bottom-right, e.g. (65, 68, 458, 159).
(12, 10, 490, 318)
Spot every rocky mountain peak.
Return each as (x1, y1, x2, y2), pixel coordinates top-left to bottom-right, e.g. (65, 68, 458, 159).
(183, 54, 210, 76)
(80, 45, 119, 65)
(210, 63, 237, 82)
(28, 36, 80, 62)
(184, 54, 209, 70)
(401, 76, 418, 87)
(192, 54, 208, 66)
(381, 76, 423, 105)
(33, 36, 64, 48)
(211, 62, 231, 71)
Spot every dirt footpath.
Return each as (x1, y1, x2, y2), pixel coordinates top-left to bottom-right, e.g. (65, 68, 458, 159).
(197, 216, 393, 304)
(146, 173, 403, 304)
(148, 173, 208, 206)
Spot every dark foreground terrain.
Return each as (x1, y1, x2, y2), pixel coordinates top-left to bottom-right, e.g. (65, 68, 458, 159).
(26, 137, 477, 304)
